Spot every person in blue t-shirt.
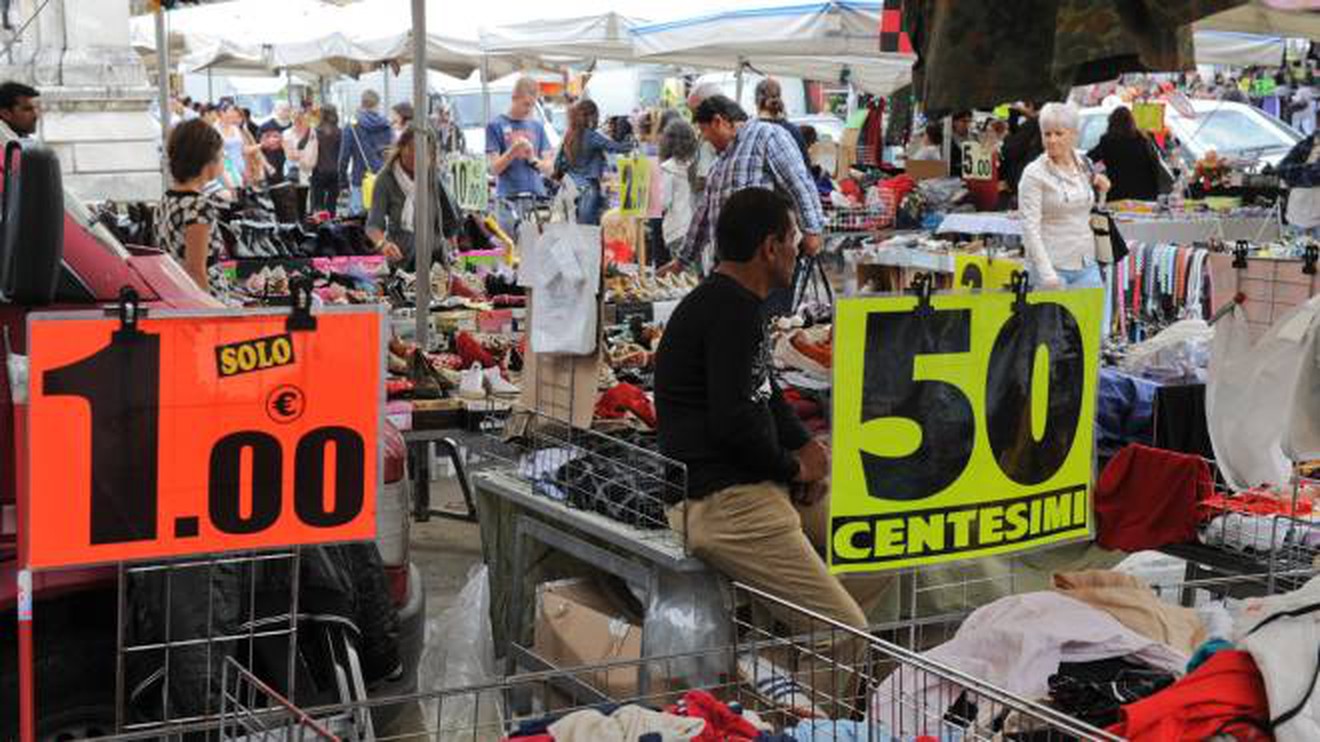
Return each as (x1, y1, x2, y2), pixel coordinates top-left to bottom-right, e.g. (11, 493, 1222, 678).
(486, 77, 552, 235)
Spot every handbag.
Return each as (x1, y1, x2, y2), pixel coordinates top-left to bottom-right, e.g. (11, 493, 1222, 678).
(1089, 209, 1128, 264)
(1145, 135, 1174, 195)
(351, 124, 377, 209)
(1084, 157, 1129, 265)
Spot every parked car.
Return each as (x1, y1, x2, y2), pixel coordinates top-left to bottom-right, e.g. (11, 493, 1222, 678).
(790, 113, 847, 144)
(0, 145, 425, 738)
(1079, 99, 1302, 171)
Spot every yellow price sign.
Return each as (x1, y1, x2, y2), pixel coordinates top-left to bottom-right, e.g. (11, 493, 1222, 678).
(1132, 101, 1165, 134)
(616, 154, 651, 217)
(953, 255, 1022, 291)
(829, 288, 1102, 572)
(450, 157, 489, 212)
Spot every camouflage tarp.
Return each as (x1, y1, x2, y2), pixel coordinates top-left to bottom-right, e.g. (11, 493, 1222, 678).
(903, 0, 1249, 114)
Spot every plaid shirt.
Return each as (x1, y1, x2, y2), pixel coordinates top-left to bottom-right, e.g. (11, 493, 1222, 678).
(678, 120, 825, 267)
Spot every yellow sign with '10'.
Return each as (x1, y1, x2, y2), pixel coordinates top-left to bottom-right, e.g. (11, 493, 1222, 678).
(829, 288, 1102, 572)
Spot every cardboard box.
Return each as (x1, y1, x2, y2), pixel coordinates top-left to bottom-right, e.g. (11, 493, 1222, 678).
(533, 578, 642, 697)
(836, 129, 861, 181)
(810, 141, 838, 180)
(905, 158, 948, 181)
(519, 293, 601, 427)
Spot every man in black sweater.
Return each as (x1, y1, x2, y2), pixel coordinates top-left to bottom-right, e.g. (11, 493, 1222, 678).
(655, 187, 886, 638)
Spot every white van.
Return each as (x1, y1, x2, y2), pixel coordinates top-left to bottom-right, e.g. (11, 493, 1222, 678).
(693, 71, 808, 118)
(583, 63, 673, 119)
(1078, 99, 1302, 170)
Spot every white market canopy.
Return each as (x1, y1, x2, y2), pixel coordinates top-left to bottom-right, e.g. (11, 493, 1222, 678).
(1194, 30, 1288, 66)
(132, 0, 513, 79)
(629, 0, 914, 95)
(1198, 0, 1320, 40)
(479, 12, 646, 66)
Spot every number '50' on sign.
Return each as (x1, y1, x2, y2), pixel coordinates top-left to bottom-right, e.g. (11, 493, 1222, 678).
(828, 287, 1103, 571)
(22, 309, 382, 570)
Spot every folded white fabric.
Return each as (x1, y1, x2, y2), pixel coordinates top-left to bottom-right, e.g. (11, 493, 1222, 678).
(1234, 574, 1320, 742)
(548, 705, 705, 742)
(871, 591, 1188, 731)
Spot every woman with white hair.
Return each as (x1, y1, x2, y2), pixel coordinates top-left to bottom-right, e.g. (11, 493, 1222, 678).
(1019, 102, 1111, 295)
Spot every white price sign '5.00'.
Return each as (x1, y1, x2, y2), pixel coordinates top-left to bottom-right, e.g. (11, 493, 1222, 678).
(961, 142, 994, 181)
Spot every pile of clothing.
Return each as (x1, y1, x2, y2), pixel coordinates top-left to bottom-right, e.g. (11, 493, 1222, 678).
(871, 569, 1281, 741)
(501, 690, 795, 742)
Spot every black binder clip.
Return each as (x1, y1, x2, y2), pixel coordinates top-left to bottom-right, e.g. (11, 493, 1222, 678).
(1304, 244, 1318, 276)
(1009, 270, 1032, 313)
(908, 272, 935, 317)
(286, 275, 318, 332)
(1232, 241, 1250, 269)
(113, 286, 143, 336)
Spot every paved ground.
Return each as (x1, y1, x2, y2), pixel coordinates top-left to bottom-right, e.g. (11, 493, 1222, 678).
(413, 477, 486, 621)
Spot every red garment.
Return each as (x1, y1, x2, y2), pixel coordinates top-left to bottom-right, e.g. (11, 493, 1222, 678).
(501, 736, 553, 742)
(1109, 650, 1271, 741)
(594, 383, 657, 429)
(455, 331, 497, 369)
(1095, 444, 1213, 551)
(840, 178, 865, 204)
(667, 690, 761, 742)
(1201, 490, 1313, 519)
(879, 174, 916, 203)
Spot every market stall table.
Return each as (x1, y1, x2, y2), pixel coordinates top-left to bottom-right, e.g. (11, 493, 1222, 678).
(935, 212, 1023, 237)
(473, 467, 718, 692)
(1114, 214, 1281, 244)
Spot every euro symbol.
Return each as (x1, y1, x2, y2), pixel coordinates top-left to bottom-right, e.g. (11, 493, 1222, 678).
(273, 392, 298, 417)
(266, 385, 305, 423)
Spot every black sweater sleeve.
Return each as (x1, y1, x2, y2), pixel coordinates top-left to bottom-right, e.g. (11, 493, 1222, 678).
(770, 376, 811, 453)
(705, 306, 800, 483)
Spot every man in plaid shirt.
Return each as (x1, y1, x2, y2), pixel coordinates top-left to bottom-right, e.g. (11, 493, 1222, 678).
(662, 95, 824, 274)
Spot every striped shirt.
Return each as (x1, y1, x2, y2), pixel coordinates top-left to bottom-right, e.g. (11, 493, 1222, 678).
(677, 120, 825, 267)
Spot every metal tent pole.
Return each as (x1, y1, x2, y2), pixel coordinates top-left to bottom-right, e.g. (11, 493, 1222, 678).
(735, 56, 745, 108)
(383, 61, 391, 108)
(207, 68, 214, 102)
(155, 7, 171, 194)
(412, 0, 433, 350)
(481, 54, 491, 127)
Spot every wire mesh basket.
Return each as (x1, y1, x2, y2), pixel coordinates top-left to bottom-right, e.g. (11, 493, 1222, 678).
(153, 581, 1118, 742)
(823, 194, 897, 233)
(478, 409, 686, 534)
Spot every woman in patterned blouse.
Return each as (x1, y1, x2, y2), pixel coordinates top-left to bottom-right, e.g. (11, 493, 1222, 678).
(157, 119, 226, 292)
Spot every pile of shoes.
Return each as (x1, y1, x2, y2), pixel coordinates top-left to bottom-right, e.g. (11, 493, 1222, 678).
(604, 270, 698, 303)
(772, 318, 832, 382)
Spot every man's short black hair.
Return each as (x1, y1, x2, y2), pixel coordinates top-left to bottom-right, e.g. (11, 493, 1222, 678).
(166, 119, 223, 184)
(715, 188, 793, 263)
(694, 95, 748, 125)
(0, 82, 39, 110)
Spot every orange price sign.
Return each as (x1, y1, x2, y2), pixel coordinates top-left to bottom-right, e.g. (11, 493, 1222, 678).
(22, 306, 383, 569)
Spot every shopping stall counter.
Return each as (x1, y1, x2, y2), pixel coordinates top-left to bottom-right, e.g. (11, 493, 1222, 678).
(473, 466, 717, 688)
(935, 212, 1023, 237)
(1113, 214, 1280, 244)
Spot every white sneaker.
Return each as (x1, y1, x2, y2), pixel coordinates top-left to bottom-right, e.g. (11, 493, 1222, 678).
(459, 363, 488, 399)
(484, 366, 519, 397)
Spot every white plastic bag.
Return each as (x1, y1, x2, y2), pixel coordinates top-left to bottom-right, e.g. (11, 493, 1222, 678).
(643, 571, 732, 689)
(528, 222, 602, 355)
(1208, 297, 1320, 490)
(420, 565, 504, 742)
